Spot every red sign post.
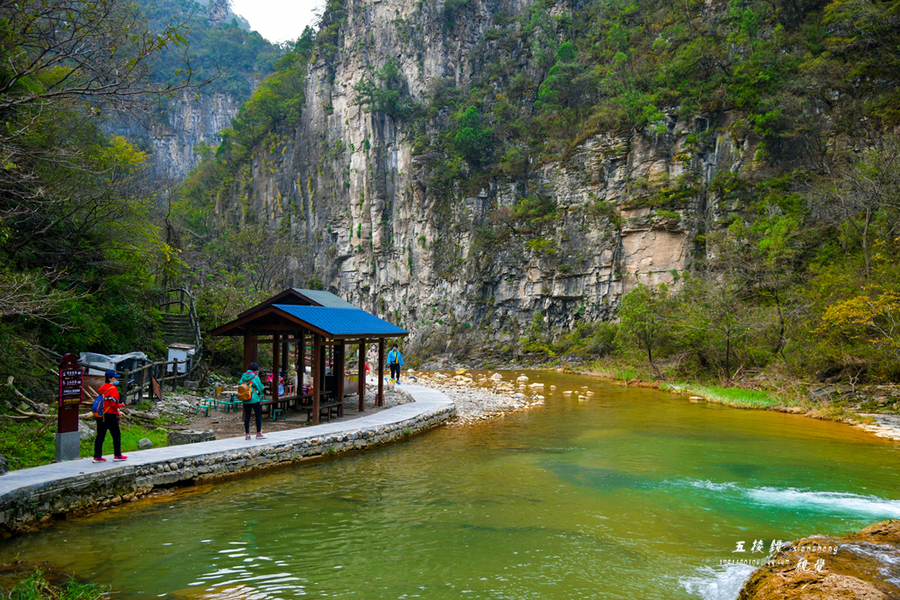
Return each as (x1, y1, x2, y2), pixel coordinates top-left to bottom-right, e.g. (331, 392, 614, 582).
(56, 353, 83, 461)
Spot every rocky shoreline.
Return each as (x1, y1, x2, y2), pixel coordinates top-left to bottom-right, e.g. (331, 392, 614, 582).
(407, 369, 546, 425)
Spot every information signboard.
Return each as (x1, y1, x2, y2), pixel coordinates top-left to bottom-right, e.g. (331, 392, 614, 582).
(58, 354, 83, 408)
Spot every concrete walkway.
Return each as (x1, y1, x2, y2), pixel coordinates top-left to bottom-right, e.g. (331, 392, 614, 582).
(0, 385, 454, 533)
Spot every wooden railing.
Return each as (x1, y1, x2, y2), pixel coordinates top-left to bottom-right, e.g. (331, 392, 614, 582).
(158, 287, 202, 351)
(101, 356, 201, 404)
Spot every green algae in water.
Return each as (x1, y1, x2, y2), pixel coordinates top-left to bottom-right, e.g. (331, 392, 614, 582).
(1, 371, 899, 600)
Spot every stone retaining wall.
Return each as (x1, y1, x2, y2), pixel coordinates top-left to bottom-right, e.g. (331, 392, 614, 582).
(0, 403, 455, 536)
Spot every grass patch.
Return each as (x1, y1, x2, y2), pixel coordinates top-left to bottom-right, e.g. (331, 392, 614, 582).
(80, 423, 168, 459)
(0, 417, 169, 471)
(0, 419, 57, 471)
(2, 569, 107, 600)
(613, 368, 640, 380)
(662, 383, 785, 408)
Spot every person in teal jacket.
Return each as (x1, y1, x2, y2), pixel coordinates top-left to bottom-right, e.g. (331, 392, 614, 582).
(239, 362, 266, 439)
(387, 344, 404, 382)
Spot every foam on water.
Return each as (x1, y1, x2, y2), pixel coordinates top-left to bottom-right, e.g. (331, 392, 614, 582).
(679, 563, 757, 600)
(682, 479, 739, 493)
(674, 479, 900, 518)
(745, 488, 900, 518)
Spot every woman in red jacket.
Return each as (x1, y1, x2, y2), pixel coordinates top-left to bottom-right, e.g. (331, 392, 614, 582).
(93, 370, 127, 462)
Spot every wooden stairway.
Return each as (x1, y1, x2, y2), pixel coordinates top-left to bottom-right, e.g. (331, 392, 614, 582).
(160, 312, 196, 346)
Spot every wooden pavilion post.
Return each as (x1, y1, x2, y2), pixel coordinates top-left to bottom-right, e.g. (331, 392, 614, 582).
(243, 333, 257, 370)
(377, 338, 385, 407)
(312, 333, 321, 425)
(358, 339, 366, 412)
(272, 332, 280, 405)
(298, 331, 305, 394)
(281, 338, 289, 379)
(336, 343, 345, 408)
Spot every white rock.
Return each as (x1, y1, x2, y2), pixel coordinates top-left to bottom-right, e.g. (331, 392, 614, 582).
(78, 419, 95, 439)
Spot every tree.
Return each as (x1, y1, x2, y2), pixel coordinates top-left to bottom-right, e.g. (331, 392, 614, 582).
(453, 106, 493, 167)
(0, 0, 190, 334)
(0, 0, 191, 277)
(813, 138, 900, 278)
(678, 273, 750, 378)
(617, 283, 673, 378)
(353, 60, 412, 120)
(819, 287, 900, 363)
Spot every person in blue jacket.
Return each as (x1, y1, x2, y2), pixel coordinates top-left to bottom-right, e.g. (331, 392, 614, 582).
(387, 344, 404, 382)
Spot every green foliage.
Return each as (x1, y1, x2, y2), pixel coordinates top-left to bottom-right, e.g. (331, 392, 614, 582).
(149, 2, 281, 98)
(661, 382, 784, 408)
(354, 59, 413, 119)
(617, 284, 675, 376)
(443, 0, 472, 25)
(452, 106, 493, 166)
(217, 30, 313, 164)
(514, 196, 557, 231)
(0, 0, 185, 393)
(314, 0, 347, 67)
(0, 418, 59, 471)
(554, 321, 619, 358)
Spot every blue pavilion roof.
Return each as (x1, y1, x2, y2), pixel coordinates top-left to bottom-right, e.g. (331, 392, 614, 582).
(273, 305, 407, 337)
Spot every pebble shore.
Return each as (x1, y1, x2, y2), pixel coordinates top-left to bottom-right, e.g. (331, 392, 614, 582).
(407, 369, 545, 425)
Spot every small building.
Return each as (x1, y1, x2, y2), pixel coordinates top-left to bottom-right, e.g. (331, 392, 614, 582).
(166, 343, 196, 374)
(210, 288, 408, 424)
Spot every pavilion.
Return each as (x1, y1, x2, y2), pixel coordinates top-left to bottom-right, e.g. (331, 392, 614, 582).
(210, 288, 408, 424)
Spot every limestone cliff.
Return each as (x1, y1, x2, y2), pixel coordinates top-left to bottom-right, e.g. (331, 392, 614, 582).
(148, 92, 242, 184)
(214, 0, 763, 363)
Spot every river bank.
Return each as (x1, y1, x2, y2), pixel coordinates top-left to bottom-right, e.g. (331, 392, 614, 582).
(557, 361, 900, 442)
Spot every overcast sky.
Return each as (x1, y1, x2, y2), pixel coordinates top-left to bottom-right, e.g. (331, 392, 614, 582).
(230, 0, 324, 44)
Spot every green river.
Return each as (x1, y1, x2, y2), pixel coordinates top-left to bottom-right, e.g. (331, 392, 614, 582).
(2, 371, 900, 599)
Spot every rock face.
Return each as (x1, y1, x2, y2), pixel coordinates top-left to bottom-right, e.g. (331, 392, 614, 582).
(213, 0, 759, 361)
(739, 520, 900, 599)
(148, 92, 242, 183)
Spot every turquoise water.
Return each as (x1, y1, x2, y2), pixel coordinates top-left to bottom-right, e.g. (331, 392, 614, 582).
(2, 371, 900, 600)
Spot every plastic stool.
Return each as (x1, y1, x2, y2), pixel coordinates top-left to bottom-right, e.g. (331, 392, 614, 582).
(273, 408, 286, 421)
